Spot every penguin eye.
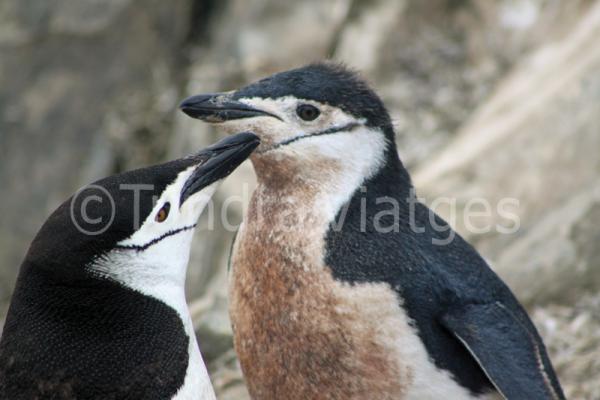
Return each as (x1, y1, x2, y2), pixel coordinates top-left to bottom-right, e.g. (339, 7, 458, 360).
(296, 104, 320, 121)
(155, 202, 170, 223)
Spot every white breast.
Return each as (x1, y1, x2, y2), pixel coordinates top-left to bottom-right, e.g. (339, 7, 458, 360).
(171, 313, 215, 400)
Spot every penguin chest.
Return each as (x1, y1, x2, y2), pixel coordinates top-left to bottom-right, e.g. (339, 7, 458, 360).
(229, 222, 414, 399)
(228, 200, 500, 400)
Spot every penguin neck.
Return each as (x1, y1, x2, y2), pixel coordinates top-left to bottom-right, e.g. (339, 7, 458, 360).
(3, 260, 188, 342)
(8, 251, 196, 351)
(249, 134, 412, 226)
(11, 259, 191, 323)
(251, 126, 397, 220)
(90, 249, 192, 331)
(359, 145, 414, 203)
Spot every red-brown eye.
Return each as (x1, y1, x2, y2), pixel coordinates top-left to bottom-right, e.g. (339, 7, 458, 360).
(155, 202, 170, 223)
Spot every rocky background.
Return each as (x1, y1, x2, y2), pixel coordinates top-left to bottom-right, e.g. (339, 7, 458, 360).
(1, 0, 599, 398)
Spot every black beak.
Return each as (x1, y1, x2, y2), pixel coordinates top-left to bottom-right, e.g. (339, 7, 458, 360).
(179, 93, 281, 122)
(180, 132, 260, 206)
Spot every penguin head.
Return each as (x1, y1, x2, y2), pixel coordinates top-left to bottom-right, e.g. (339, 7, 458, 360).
(180, 62, 395, 184)
(26, 132, 259, 284)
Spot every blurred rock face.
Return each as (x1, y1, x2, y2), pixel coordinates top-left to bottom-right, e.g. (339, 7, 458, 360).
(415, 0, 600, 306)
(0, 0, 192, 304)
(1, 0, 599, 398)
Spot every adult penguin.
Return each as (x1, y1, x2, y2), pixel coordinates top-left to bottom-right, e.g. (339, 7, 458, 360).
(0, 133, 259, 400)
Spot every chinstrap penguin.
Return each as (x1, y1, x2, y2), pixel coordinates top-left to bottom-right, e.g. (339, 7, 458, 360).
(0, 132, 260, 400)
(180, 63, 564, 400)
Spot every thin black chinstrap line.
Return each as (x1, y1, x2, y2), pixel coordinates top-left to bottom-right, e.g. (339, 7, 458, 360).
(114, 224, 197, 252)
(267, 122, 361, 152)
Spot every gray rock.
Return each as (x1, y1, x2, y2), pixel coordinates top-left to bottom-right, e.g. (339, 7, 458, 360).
(497, 184, 600, 306)
(0, 0, 193, 303)
(192, 294, 234, 363)
(208, 349, 250, 400)
(48, 0, 132, 35)
(532, 293, 600, 399)
(414, 2, 600, 306)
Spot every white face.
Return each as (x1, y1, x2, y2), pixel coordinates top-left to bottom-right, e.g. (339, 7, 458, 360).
(216, 96, 369, 152)
(91, 165, 220, 313)
(212, 96, 388, 190)
(117, 165, 218, 254)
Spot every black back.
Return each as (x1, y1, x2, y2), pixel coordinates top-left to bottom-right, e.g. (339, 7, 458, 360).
(324, 146, 563, 396)
(0, 264, 189, 399)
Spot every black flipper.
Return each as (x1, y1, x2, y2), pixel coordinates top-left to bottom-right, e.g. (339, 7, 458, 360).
(440, 302, 565, 400)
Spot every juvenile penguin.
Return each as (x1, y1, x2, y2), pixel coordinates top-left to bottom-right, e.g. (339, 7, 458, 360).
(180, 63, 565, 400)
(0, 132, 259, 400)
